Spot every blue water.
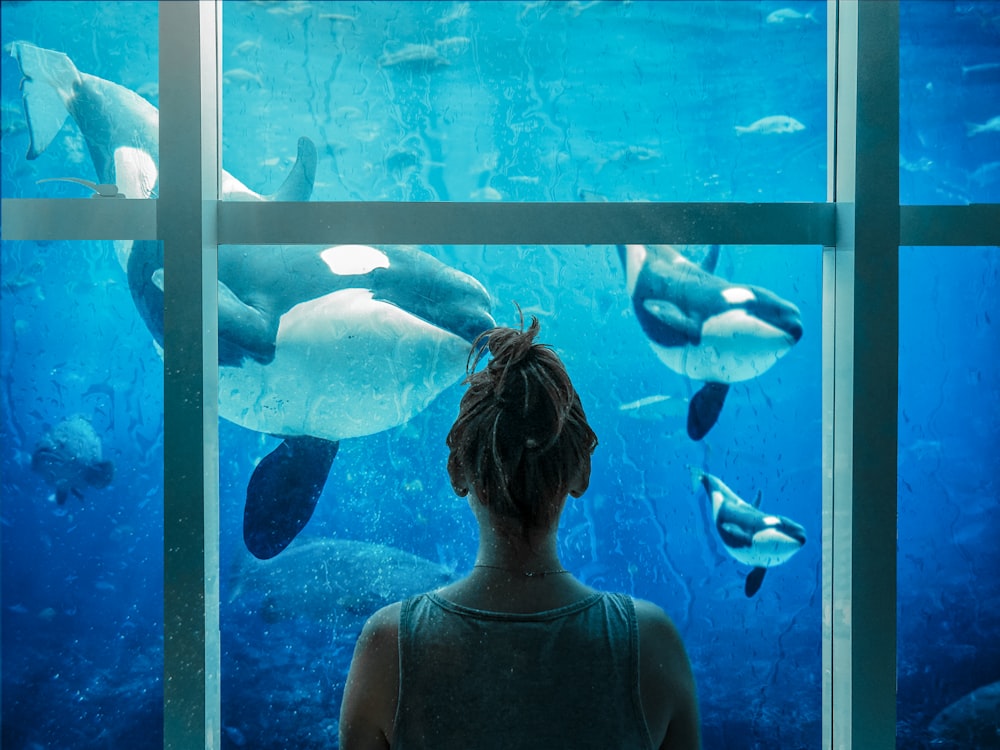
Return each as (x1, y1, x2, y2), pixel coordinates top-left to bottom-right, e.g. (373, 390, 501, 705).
(1, 2, 997, 749)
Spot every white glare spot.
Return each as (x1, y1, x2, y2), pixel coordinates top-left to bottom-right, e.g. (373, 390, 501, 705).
(722, 287, 756, 305)
(320, 245, 390, 276)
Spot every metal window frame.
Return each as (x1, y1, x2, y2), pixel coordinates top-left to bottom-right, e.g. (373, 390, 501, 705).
(2, 1, 1000, 748)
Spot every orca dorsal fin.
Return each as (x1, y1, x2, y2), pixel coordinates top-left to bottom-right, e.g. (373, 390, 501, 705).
(268, 136, 317, 202)
(702, 244, 720, 274)
(753, 489, 763, 508)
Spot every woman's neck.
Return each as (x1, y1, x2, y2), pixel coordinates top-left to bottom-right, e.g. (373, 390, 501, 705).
(474, 518, 562, 574)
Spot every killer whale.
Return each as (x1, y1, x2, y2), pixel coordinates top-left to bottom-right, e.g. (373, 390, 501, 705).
(135, 241, 495, 558)
(13, 42, 496, 559)
(11, 41, 314, 267)
(618, 244, 803, 440)
(698, 472, 806, 597)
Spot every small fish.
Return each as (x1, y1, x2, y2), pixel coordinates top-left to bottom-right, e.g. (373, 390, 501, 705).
(436, 2, 469, 26)
(960, 61, 1000, 83)
(222, 68, 264, 87)
(31, 415, 114, 504)
(319, 13, 358, 22)
(735, 115, 806, 135)
(231, 37, 263, 56)
(265, 1, 311, 16)
(618, 394, 689, 422)
(2, 101, 28, 136)
(766, 8, 817, 25)
(378, 44, 449, 69)
(970, 160, 1000, 186)
(966, 115, 1000, 137)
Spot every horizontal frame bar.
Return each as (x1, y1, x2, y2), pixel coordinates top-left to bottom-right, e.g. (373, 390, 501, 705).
(899, 204, 1000, 246)
(216, 201, 835, 246)
(1, 198, 157, 240)
(4, 199, 998, 247)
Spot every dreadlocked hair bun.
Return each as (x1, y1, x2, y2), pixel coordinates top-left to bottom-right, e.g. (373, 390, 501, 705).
(446, 314, 598, 531)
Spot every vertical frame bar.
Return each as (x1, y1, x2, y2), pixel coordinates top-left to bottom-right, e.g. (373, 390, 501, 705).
(159, 2, 221, 748)
(826, 1, 899, 749)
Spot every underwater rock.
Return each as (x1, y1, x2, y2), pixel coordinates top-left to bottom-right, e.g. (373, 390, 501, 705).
(927, 680, 1000, 748)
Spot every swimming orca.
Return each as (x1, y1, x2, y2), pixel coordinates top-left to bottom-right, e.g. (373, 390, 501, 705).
(618, 244, 803, 440)
(10, 41, 313, 267)
(698, 472, 806, 597)
(12, 42, 496, 559)
(135, 241, 495, 558)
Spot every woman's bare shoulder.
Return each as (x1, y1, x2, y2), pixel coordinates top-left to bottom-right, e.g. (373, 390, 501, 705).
(362, 602, 402, 637)
(631, 598, 701, 750)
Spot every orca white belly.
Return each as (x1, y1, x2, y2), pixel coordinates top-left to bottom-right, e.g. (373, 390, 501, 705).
(219, 289, 469, 440)
(725, 528, 802, 568)
(652, 310, 795, 383)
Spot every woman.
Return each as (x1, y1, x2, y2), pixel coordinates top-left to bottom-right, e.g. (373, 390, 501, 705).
(340, 316, 700, 749)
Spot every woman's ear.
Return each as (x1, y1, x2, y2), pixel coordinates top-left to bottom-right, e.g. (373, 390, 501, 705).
(569, 470, 590, 497)
(568, 460, 591, 498)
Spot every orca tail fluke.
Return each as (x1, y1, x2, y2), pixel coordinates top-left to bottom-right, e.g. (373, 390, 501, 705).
(11, 42, 80, 159)
(243, 436, 339, 560)
(687, 382, 730, 440)
(268, 136, 318, 202)
(745, 567, 767, 597)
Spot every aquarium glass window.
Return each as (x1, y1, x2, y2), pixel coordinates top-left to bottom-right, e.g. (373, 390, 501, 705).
(218, 242, 822, 747)
(0, 1, 160, 200)
(1, 239, 165, 748)
(900, 1, 1000, 205)
(896, 245, 1000, 748)
(220, 0, 827, 203)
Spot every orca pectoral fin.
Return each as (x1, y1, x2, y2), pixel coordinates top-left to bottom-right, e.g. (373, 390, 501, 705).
(745, 567, 767, 597)
(243, 436, 340, 560)
(218, 280, 277, 365)
(701, 244, 721, 274)
(642, 298, 701, 344)
(687, 382, 730, 440)
(719, 522, 754, 548)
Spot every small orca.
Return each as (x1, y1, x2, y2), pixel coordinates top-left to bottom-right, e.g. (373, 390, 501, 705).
(618, 244, 803, 440)
(12, 42, 496, 559)
(698, 472, 806, 597)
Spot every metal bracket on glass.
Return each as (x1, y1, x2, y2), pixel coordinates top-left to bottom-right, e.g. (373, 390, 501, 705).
(36, 177, 125, 198)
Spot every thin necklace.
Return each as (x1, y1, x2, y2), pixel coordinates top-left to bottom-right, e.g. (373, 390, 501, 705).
(473, 563, 570, 578)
